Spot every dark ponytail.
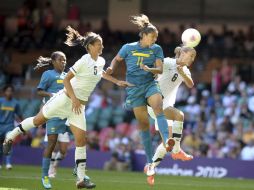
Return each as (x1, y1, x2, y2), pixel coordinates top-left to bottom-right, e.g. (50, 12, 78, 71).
(34, 56, 52, 70)
(130, 14, 157, 38)
(34, 51, 65, 70)
(65, 26, 102, 51)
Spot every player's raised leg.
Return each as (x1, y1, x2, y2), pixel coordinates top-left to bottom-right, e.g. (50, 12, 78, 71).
(3, 110, 47, 155)
(164, 107, 193, 161)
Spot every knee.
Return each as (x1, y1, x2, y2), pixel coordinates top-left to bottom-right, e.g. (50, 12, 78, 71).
(151, 104, 163, 116)
(47, 141, 57, 151)
(75, 134, 86, 147)
(175, 110, 184, 121)
(45, 141, 56, 153)
(33, 116, 41, 127)
(138, 119, 150, 131)
(59, 147, 68, 156)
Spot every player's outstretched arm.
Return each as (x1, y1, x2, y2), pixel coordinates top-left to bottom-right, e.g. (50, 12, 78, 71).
(63, 71, 82, 114)
(102, 71, 134, 87)
(105, 55, 124, 75)
(177, 66, 194, 88)
(140, 59, 163, 74)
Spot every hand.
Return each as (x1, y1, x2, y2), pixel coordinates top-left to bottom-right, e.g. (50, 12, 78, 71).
(116, 80, 135, 87)
(140, 63, 150, 72)
(177, 65, 185, 76)
(71, 97, 82, 115)
(105, 67, 113, 75)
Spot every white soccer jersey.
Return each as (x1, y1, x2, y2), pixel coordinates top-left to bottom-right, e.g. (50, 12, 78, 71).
(158, 57, 191, 108)
(68, 54, 105, 101)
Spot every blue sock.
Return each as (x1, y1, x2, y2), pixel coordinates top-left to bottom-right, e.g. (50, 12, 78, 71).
(139, 130, 153, 163)
(6, 155, 11, 165)
(156, 113, 169, 144)
(42, 157, 51, 178)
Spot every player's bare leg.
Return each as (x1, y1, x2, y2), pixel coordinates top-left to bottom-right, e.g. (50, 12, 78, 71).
(3, 110, 47, 155)
(164, 107, 193, 161)
(70, 124, 95, 189)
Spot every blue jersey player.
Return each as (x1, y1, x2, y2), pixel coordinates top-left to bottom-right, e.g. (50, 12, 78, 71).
(35, 51, 69, 189)
(0, 85, 23, 170)
(106, 14, 173, 185)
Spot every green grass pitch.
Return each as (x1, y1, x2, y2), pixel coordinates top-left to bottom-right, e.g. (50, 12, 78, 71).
(0, 165, 254, 190)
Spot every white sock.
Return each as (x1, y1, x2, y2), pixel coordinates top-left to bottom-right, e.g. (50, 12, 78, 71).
(7, 117, 35, 140)
(172, 120, 183, 153)
(75, 146, 86, 180)
(152, 143, 167, 168)
(54, 151, 64, 167)
(50, 152, 57, 166)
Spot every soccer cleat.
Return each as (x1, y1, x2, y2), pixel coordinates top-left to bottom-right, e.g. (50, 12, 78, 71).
(171, 149, 193, 161)
(3, 139, 13, 155)
(147, 175, 155, 186)
(165, 138, 175, 152)
(76, 176, 96, 189)
(48, 166, 56, 178)
(6, 164, 12, 170)
(143, 163, 155, 176)
(41, 176, 52, 189)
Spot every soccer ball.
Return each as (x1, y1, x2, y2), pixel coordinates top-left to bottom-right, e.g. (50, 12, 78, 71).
(181, 28, 201, 48)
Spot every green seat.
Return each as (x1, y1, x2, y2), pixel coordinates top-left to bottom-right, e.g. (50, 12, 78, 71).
(18, 99, 29, 112)
(23, 99, 41, 117)
(99, 106, 113, 121)
(86, 108, 100, 122)
(112, 115, 124, 125)
(97, 119, 109, 129)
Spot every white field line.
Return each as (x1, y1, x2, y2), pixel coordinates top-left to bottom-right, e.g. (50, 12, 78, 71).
(0, 175, 253, 190)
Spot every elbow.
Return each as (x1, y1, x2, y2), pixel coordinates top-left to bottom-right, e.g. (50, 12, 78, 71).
(63, 77, 68, 85)
(37, 90, 42, 96)
(158, 67, 163, 74)
(188, 82, 194, 88)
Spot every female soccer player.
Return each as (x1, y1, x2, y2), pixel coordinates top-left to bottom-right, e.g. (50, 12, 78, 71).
(105, 14, 173, 176)
(34, 51, 70, 189)
(0, 85, 23, 170)
(3, 26, 131, 189)
(147, 46, 196, 185)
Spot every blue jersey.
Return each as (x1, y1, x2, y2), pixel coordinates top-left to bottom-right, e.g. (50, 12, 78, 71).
(0, 97, 22, 125)
(37, 69, 66, 102)
(118, 42, 164, 85)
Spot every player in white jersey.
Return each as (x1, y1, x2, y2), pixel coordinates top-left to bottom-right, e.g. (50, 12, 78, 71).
(146, 46, 196, 185)
(3, 26, 131, 189)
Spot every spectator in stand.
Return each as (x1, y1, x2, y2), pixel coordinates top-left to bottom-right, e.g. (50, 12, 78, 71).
(67, 4, 80, 20)
(240, 139, 254, 160)
(41, 1, 55, 46)
(220, 59, 234, 92)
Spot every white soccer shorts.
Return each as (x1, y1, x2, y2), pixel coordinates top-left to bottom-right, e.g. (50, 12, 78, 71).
(42, 90, 86, 131)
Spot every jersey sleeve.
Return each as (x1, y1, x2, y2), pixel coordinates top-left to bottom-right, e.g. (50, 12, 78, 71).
(37, 71, 49, 91)
(118, 44, 128, 59)
(164, 57, 176, 68)
(155, 45, 164, 61)
(98, 57, 106, 76)
(70, 55, 86, 75)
